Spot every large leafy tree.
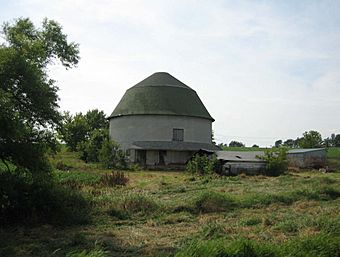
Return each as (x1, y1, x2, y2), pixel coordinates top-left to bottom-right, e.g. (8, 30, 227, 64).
(299, 130, 323, 148)
(59, 109, 108, 151)
(0, 18, 79, 175)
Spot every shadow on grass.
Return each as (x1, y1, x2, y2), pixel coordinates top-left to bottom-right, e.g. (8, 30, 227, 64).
(0, 226, 146, 257)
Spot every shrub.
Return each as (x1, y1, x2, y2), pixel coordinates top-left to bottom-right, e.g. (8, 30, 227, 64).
(78, 129, 108, 163)
(100, 171, 129, 187)
(186, 154, 218, 175)
(0, 172, 91, 226)
(259, 148, 288, 176)
(194, 191, 236, 213)
(98, 140, 127, 169)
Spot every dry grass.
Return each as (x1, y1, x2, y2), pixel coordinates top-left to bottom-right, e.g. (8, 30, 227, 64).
(1, 149, 340, 256)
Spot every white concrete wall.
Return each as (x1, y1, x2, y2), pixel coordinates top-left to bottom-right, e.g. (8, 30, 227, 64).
(109, 115, 212, 150)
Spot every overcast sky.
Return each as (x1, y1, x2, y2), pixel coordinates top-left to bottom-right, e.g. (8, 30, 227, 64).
(1, 0, 340, 146)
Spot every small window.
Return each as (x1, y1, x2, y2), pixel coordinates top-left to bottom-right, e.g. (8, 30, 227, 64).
(173, 128, 184, 141)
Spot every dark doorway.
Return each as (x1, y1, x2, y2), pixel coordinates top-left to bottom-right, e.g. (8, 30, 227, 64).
(159, 150, 166, 165)
(137, 150, 146, 166)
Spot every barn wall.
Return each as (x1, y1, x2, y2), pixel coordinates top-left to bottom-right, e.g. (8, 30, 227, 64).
(109, 115, 212, 150)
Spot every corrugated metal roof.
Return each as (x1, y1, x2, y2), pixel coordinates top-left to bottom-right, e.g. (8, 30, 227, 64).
(130, 141, 220, 151)
(287, 148, 325, 154)
(216, 151, 265, 162)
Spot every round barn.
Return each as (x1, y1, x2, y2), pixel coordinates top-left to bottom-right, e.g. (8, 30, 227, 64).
(108, 72, 219, 168)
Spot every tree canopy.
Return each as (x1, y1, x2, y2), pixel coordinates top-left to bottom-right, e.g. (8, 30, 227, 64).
(59, 109, 108, 151)
(299, 130, 323, 148)
(229, 141, 245, 147)
(0, 18, 79, 175)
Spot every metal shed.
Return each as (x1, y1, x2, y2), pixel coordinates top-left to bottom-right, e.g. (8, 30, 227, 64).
(215, 151, 267, 175)
(287, 148, 326, 168)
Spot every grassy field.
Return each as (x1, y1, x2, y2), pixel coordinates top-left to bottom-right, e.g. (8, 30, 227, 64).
(1, 148, 340, 256)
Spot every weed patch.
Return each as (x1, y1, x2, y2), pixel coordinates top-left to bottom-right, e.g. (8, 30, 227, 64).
(100, 171, 129, 187)
(108, 193, 160, 219)
(194, 191, 236, 213)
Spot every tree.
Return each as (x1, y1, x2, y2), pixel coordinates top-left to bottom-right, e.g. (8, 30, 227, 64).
(252, 144, 259, 148)
(299, 130, 323, 148)
(79, 128, 108, 163)
(283, 139, 295, 148)
(84, 109, 109, 130)
(0, 18, 79, 175)
(229, 141, 245, 147)
(59, 112, 89, 151)
(59, 109, 108, 151)
(334, 134, 340, 147)
(274, 140, 282, 148)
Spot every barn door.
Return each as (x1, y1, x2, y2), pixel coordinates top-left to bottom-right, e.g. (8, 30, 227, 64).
(137, 150, 146, 166)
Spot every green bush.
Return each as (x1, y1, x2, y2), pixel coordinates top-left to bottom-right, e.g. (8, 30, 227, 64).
(78, 129, 108, 163)
(194, 191, 236, 213)
(260, 148, 288, 176)
(98, 140, 127, 169)
(186, 154, 218, 175)
(0, 172, 91, 226)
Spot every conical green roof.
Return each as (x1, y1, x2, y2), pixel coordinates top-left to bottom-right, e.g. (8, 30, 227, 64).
(109, 72, 214, 121)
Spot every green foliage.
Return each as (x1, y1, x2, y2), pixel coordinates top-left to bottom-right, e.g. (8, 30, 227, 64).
(54, 170, 101, 187)
(299, 130, 323, 148)
(260, 148, 288, 176)
(60, 112, 90, 151)
(186, 154, 217, 175)
(0, 18, 79, 177)
(58, 110, 125, 169)
(59, 109, 108, 152)
(283, 139, 295, 148)
(100, 171, 129, 187)
(84, 109, 108, 131)
(98, 139, 127, 169)
(0, 172, 90, 226)
(194, 191, 236, 213)
(229, 140, 245, 147)
(78, 129, 108, 163)
(275, 139, 282, 148)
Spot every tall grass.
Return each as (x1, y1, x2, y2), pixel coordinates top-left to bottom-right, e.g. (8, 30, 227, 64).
(175, 233, 340, 257)
(108, 193, 160, 219)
